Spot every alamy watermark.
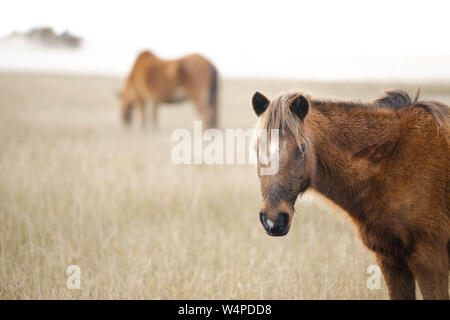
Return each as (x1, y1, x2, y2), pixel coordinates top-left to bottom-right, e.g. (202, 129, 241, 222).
(366, 265, 381, 290)
(66, 265, 81, 290)
(170, 121, 279, 175)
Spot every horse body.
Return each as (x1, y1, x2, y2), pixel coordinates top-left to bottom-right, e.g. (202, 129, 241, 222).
(252, 90, 449, 299)
(120, 51, 218, 128)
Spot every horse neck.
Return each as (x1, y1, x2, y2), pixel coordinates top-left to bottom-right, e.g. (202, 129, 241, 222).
(305, 104, 401, 219)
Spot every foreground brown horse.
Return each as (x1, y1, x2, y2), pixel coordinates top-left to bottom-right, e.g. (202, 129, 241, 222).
(252, 90, 449, 299)
(119, 51, 218, 128)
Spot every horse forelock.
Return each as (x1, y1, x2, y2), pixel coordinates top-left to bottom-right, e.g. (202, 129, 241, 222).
(255, 92, 309, 151)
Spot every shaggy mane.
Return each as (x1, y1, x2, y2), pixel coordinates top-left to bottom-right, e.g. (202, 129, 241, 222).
(257, 90, 449, 143)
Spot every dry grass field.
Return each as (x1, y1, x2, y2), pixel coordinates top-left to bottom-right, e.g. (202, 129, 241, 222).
(0, 72, 449, 299)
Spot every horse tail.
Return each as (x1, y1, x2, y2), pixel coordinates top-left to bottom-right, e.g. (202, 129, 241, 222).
(208, 63, 218, 127)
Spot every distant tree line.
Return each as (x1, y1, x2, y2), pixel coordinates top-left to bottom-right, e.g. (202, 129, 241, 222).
(7, 26, 82, 48)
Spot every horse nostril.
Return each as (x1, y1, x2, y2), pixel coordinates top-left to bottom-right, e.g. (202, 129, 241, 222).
(276, 212, 290, 227)
(265, 212, 290, 236)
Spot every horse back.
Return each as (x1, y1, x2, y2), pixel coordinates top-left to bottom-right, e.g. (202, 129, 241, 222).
(126, 52, 214, 103)
(125, 51, 180, 102)
(178, 54, 215, 94)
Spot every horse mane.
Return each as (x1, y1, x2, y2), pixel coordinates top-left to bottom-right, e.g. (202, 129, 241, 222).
(257, 90, 449, 146)
(312, 89, 449, 128)
(376, 90, 449, 128)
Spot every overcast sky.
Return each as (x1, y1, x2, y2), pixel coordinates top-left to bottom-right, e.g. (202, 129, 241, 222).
(1, 0, 450, 79)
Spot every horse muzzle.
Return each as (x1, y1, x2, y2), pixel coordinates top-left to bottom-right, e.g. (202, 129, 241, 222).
(259, 211, 291, 236)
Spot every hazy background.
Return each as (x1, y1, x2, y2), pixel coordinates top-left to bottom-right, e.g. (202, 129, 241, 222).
(1, 0, 450, 80)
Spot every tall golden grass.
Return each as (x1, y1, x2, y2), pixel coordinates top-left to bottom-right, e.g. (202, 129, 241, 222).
(1, 73, 449, 299)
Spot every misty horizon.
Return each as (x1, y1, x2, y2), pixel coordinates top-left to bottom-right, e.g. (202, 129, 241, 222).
(1, 0, 449, 81)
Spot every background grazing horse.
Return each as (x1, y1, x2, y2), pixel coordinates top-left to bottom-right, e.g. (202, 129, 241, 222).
(119, 51, 218, 128)
(251, 90, 449, 299)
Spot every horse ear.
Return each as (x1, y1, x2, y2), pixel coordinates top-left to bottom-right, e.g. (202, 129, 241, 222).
(290, 94, 309, 121)
(252, 91, 270, 117)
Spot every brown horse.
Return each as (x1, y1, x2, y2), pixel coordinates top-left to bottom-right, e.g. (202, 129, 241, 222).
(251, 90, 449, 299)
(119, 51, 218, 128)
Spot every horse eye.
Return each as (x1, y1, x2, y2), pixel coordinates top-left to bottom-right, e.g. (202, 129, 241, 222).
(296, 144, 306, 159)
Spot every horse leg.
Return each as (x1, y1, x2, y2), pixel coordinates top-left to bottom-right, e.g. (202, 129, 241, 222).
(202, 104, 214, 129)
(152, 102, 160, 129)
(407, 240, 449, 300)
(194, 97, 214, 129)
(376, 254, 416, 299)
(136, 99, 146, 128)
(185, 87, 212, 129)
(197, 88, 216, 128)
